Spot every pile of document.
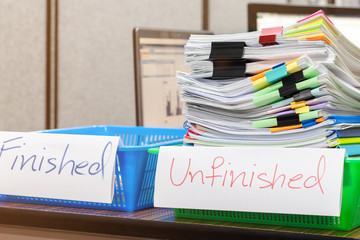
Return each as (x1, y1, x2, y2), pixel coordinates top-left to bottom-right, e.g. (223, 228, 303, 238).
(177, 11, 360, 156)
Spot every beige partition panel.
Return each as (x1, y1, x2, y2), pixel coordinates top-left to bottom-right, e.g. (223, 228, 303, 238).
(0, 0, 46, 131)
(209, 0, 287, 34)
(57, 0, 202, 128)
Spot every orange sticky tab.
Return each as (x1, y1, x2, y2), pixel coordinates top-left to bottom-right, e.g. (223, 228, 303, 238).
(270, 124, 302, 133)
(250, 71, 267, 82)
(195, 124, 208, 132)
(316, 117, 325, 123)
(290, 101, 306, 109)
(306, 34, 331, 44)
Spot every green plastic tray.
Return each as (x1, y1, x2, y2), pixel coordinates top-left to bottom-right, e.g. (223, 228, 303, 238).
(174, 157, 360, 231)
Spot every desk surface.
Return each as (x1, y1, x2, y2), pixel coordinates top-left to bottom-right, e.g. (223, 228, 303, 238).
(0, 202, 359, 240)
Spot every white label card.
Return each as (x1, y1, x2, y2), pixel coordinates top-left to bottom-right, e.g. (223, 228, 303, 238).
(154, 146, 345, 216)
(0, 131, 120, 203)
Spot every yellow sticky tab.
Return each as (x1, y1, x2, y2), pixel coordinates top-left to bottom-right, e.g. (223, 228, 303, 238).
(302, 19, 326, 29)
(252, 76, 271, 90)
(284, 27, 322, 37)
(285, 18, 339, 39)
(286, 61, 302, 74)
(328, 139, 339, 148)
(295, 106, 310, 114)
(284, 19, 325, 37)
(285, 58, 298, 66)
(291, 101, 306, 109)
(304, 19, 338, 35)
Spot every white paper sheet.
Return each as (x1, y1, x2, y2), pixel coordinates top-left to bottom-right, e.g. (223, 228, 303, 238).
(0, 131, 120, 203)
(154, 146, 345, 216)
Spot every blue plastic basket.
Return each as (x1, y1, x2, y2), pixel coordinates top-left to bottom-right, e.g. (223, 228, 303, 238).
(0, 125, 186, 212)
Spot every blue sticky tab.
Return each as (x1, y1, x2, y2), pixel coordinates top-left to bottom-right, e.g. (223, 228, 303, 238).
(328, 115, 360, 124)
(272, 62, 285, 69)
(337, 144, 360, 156)
(302, 118, 317, 128)
(265, 64, 288, 84)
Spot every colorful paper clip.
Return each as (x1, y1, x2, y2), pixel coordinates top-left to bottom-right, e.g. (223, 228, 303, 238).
(259, 26, 283, 46)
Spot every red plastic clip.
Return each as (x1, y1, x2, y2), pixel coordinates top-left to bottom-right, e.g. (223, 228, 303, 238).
(188, 129, 199, 135)
(259, 26, 283, 46)
(259, 34, 277, 46)
(185, 129, 198, 140)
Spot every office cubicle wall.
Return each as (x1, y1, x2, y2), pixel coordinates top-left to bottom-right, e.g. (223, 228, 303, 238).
(56, 0, 203, 128)
(0, 0, 47, 131)
(208, 0, 287, 34)
(4, 0, 346, 131)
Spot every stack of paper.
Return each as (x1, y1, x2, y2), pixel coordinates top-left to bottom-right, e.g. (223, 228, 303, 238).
(177, 11, 360, 150)
(329, 128, 360, 156)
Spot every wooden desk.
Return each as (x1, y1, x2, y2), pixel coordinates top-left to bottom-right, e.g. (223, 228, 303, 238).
(0, 201, 359, 240)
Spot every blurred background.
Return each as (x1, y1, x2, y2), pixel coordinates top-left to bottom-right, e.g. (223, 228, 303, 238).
(1, 0, 359, 131)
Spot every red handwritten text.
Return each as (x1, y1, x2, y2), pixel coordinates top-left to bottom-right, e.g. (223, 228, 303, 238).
(169, 155, 326, 194)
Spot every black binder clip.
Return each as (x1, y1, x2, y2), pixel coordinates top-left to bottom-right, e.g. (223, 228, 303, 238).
(209, 42, 246, 60)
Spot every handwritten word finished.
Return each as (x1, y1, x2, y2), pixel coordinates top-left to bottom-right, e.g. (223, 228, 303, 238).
(170, 155, 326, 194)
(0, 136, 114, 177)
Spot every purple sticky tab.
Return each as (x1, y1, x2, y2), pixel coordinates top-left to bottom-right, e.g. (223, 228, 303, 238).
(277, 110, 295, 117)
(297, 10, 334, 25)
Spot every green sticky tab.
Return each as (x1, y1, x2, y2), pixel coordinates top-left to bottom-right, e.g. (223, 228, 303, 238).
(252, 118, 278, 128)
(253, 81, 283, 97)
(299, 110, 320, 122)
(303, 66, 319, 79)
(253, 91, 282, 107)
(296, 76, 321, 91)
(265, 65, 288, 84)
(284, 25, 323, 37)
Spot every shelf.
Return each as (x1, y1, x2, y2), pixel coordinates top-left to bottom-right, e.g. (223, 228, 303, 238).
(0, 201, 358, 239)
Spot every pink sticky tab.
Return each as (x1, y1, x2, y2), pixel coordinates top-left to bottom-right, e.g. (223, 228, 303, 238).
(297, 10, 334, 25)
(261, 26, 283, 36)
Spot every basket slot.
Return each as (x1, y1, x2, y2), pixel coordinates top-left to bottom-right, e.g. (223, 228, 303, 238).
(121, 133, 128, 145)
(121, 192, 126, 207)
(161, 135, 166, 142)
(177, 208, 342, 228)
(131, 134, 137, 146)
(114, 177, 121, 207)
(145, 188, 152, 205)
(136, 134, 145, 146)
(137, 153, 158, 207)
(128, 134, 134, 145)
